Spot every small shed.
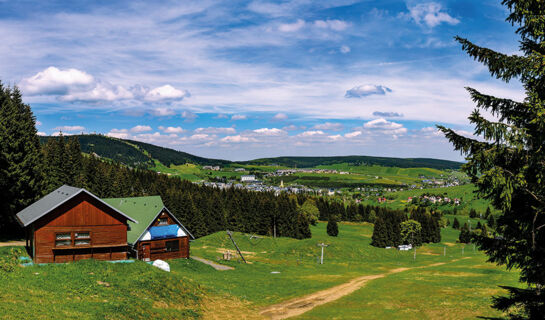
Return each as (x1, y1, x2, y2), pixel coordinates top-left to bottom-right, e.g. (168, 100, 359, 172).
(15, 185, 137, 263)
(103, 196, 193, 261)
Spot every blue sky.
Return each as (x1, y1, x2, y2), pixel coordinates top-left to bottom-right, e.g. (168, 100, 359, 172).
(0, 0, 524, 161)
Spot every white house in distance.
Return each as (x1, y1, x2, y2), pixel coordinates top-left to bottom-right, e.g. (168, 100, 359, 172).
(241, 175, 256, 182)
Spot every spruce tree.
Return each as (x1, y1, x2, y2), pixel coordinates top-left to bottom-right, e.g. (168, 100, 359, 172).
(459, 223, 471, 244)
(439, 3, 545, 315)
(0, 85, 44, 236)
(452, 217, 460, 229)
(326, 214, 339, 237)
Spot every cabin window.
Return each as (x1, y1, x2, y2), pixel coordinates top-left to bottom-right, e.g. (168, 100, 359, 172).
(74, 232, 91, 246)
(158, 218, 168, 225)
(55, 233, 71, 246)
(165, 240, 179, 252)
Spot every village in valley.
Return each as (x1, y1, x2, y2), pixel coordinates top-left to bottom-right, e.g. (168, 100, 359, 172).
(1, 1, 543, 319)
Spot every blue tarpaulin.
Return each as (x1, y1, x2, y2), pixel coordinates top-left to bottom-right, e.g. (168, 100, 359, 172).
(149, 225, 179, 240)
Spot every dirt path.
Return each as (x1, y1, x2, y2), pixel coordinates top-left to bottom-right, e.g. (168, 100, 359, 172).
(191, 256, 234, 271)
(260, 258, 468, 320)
(0, 241, 25, 247)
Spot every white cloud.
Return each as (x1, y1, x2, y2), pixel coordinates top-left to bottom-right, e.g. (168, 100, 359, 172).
(231, 114, 247, 120)
(314, 19, 349, 31)
(328, 134, 343, 141)
(298, 130, 325, 137)
(282, 124, 300, 131)
(364, 118, 407, 135)
(159, 126, 185, 134)
(406, 2, 460, 28)
(340, 45, 351, 54)
(60, 82, 133, 102)
(272, 113, 288, 121)
(195, 127, 236, 134)
(253, 128, 287, 136)
(345, 84, 392, 98)
(312, 122, 344, 131)
(278, 19, 305, 32)
(53, 125, 85, 132)
(37, 131, 46, 136)
(221, 135, 257, 143)
(373, 111, 403, 118)
(344, 131, 362, 138)
(20, 66, 94, 95)
(51, 131, 73, 137)
(130, 125, 152, 133)
(144, 84, 189, 101)
(106, 129, 130, 139)
(36, 121, 42, 126)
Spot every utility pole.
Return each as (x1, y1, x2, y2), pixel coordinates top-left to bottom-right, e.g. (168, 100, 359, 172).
(444, 246, 446, 257)
(317, 243, 329, 264)
(227, 230, 247, 263)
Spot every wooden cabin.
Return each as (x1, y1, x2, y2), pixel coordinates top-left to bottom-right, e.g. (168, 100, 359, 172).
(103, 196, 193, 261)
(15, 185, 137, 263)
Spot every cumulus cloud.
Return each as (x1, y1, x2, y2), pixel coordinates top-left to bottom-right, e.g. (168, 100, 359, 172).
(37, 132, 47, 136)
(231, 114, 247, 120)
(298, 130, 325, 137)
(344, 131, 362, 138)
(253, 128, 287, 136)
(282, 125, 300, 131)
(372, 111, 403, 118)
(130, 125, 152, 133)
(159, 126, 185, 134)
(106, 128, 130, 139)
(406, 2, 460, 28)
(278, 19, 305, 32)
(20, 67, 189, 103)
(20, 66, 94, 95)
(340, 45, 351, 54)
(272, 113, 288, 121)
(314, 19, 349, 31)
(221, 135, 257, 143)
(194, 127, 236, 134)
(312, 122, 344, 131)
(144, 84, 190, 101)
(53, 125, 85, 132)
(345, 85, 392, 98)
(364, 118, 407, 135)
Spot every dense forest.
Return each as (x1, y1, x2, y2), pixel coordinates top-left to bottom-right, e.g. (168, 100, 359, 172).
(39, 135, 229, 167)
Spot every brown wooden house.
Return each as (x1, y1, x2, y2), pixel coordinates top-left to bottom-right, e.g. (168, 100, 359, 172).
(103, 196, 194, 261)
(15, 185, 137, 263)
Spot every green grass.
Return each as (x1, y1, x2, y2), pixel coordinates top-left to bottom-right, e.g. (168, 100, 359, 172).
(1, 222, 518, 319)
(172, 222, 519, 318)
(0, 249, 204, 319)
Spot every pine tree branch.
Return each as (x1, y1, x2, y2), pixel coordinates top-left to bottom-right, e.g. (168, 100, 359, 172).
(466, 87, 529, 126)
(455, 36, 528, 82)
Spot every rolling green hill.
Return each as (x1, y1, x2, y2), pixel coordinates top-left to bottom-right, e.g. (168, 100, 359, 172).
(39, 135, 462, 172)
(242, 155, 462, 170)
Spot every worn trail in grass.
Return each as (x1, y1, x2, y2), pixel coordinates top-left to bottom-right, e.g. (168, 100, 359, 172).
(260, 257, 470, 319)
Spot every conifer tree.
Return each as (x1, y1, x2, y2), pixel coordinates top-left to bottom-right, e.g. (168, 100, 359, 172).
(438, 2, 545, 316)
(452, 217, 460, 229)
(0, 85, 44, 236)
(326, 214, 339, 237)
(459, 223, 471, 244)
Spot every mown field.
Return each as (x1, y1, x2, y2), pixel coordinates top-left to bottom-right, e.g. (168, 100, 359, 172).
(0, 222, 518, 319)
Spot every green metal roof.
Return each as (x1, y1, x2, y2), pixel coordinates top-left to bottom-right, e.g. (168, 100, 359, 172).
(103, 196, 164, 244)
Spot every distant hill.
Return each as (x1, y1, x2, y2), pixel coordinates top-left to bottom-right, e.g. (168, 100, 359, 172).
(242, 156, 462, 170)
(39, 134, 462, 170)
(39, 135, 230, 167)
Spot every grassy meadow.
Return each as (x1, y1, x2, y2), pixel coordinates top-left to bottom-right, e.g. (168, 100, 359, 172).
(0, 222, 518, 319)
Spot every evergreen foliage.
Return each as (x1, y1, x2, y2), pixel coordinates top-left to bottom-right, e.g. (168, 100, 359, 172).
(438, 2, 545, 317)
(459, 223, 471, 244)
(400, 220, 422, 247)
(453, 217, 460, 229)
(0, 84, 44, 237)
(326, 214, 338, 237)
